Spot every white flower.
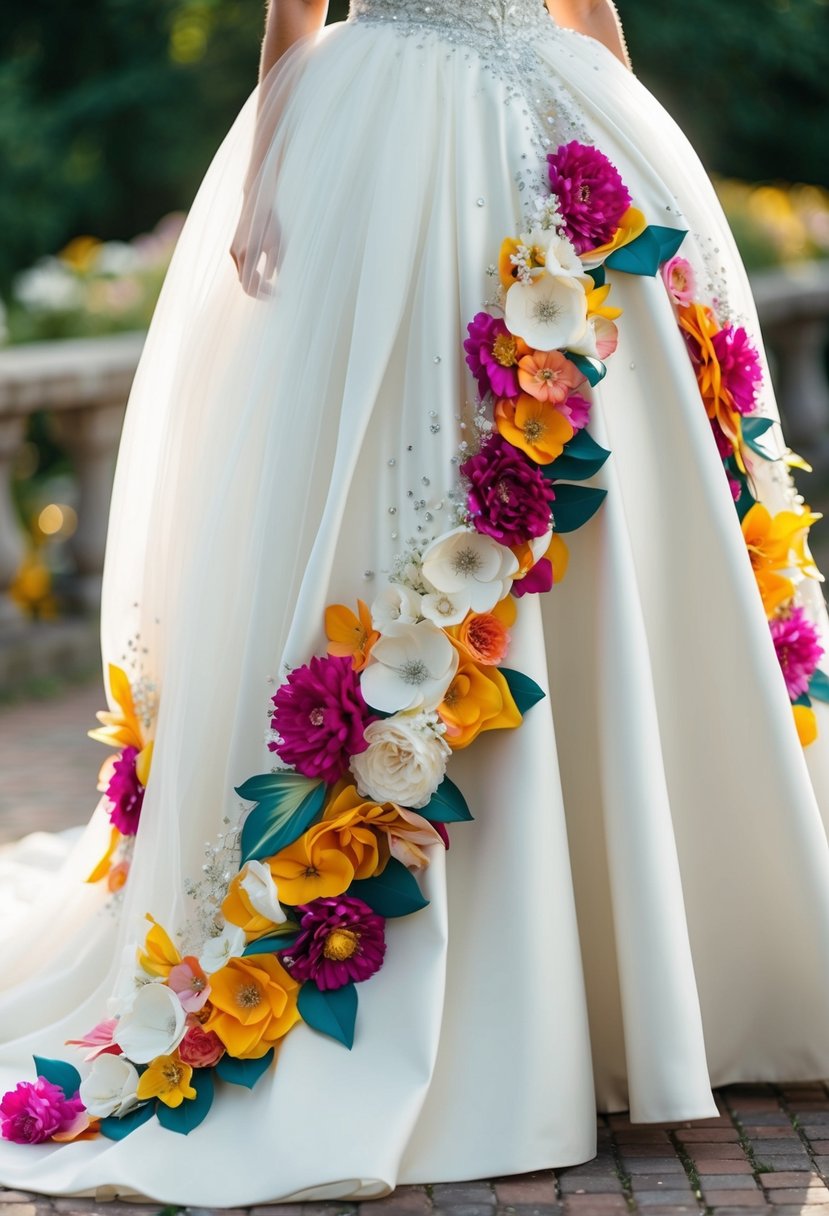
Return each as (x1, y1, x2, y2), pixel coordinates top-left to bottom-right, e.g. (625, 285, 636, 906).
(79, 1054, 141, 1119)
(544, 231, 588, 280)
(360, 620, 459, 713)
(421, 526, 518, 614)
(566, 312, 619, 361)
(199, 924, 247, 974)
(95, 241, 141, 276)
(420, 589, 468, 627)
(532, 193, 565, 231)
(106, 944, 161, 1018)
(504, 271, 589, 353)
(238, 860, 286, 924)
(114, 981, 187, 1064)
(371, 584, 423, 629)
(13, 259, 83, 313)
(350, 711, 452, 809)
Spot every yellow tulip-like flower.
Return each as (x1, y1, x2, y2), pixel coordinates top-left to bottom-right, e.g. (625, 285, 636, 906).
(580, 206, 648, 262)
(584, 280, 623, 322)
(324, 599, 379, 672)
(793, 704, 818, 748)
(267, 832, 356, 906)
(438, 652, 522, 749)
(205, 954, 300, 1059)
(494, 394, 574, 465)
(320, 782, 442, 870)
(740, 502, 822, 618)
(137, 914, 182, 978)
(136, 1053, 196, 1108)
(88, 663, 147, 753)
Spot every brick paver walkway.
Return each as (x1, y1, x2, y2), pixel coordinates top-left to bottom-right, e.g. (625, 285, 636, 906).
(3, 682, 829, 1214)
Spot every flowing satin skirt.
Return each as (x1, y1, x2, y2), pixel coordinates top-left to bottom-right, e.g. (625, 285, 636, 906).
(2, 11, 829, 1206)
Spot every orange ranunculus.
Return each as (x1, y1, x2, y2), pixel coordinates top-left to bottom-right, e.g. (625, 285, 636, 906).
(741, 502, 822, 618)
(449, 595, 516, 665)
(793, 703, 818, 747)
(438, 652, 522, 749)
(498, 236, 546, 290)
(324, 599, 379, 672)
(137, 914, 182, 978)
(517, 350, 584, 405)
(677, 302, 746, 468)
(205, 954, 300, 1059)
(494, 394, 574, 465)
(580, 206, 648, 262)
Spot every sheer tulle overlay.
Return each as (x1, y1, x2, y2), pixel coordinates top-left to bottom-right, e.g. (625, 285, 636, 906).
(3, 1, 829, 1204)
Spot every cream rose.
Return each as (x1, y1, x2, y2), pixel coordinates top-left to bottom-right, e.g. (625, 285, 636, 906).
(349, 712, 451, 809)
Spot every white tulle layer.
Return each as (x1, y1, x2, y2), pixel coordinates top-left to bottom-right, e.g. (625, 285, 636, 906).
(2, 12, 829, 1206)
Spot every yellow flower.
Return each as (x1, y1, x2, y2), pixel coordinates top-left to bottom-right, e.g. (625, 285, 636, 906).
(498, 236, 546, 289)
(741, 502, 822, 617)
(88, 663, 147, 753)
(320, 783, 441, 870)
(205, 954, 299, 1059)
(793, 704, 818, 747)
(85, 825, 121, 885)
(438, 652, 522, 749)
(584, 280, 622, 322)
(580, 206, 648, 262)
(136, 1053, 196, 1108)
(494, 394, 574, 464)
(324, 599, 379, 672)
(222, 866, 283, 941)
(137, 914, 182, 978)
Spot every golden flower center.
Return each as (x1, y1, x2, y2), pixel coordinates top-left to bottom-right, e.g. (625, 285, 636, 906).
(537, 368, 558, 382)
(323, 928, 361, 961)
(522, 418, 545, 443)
(162, 1061, 184, 1087)
(492, 333, 519, 367)
(303, 864, 321, 879)
(237, 983, 263, 1010)
(191, 976, 206, 992)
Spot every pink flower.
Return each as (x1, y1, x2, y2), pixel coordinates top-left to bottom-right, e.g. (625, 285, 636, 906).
(66, 1018, 121, 1062)
(517, 350, 584, 405)
(0, 1078, 85, 1145)
(178, 1024, 225, 1068)
(711, 324, 763, 415)
(511, 558, 554, 599)
(104, 745, 145, 836)
(168, 956, 211, 1012)
(280, 896, 386, 991)
(269, 655, 377, 784)
(770, 606, 824, 700)
(461, 434, 555, 547)
(710, 418, 734, 460)
(727, 474, 742, 502)
(463, 312, 527, 400)
(546, 141, 632, 255)
(559, 393, 592, 431)
(662, 255, 696, 305)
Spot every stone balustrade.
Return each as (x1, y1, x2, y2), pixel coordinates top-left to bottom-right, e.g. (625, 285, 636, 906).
(0, 262, 827, 688)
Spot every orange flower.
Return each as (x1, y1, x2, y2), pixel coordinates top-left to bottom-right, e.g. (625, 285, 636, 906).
(494, 394, 574, 464)
(449, 595, 516, 665)
(88, 663, 148, 754)
(677, 303, 745, 468)
(321, 782, 441, 871)
(741, 502, 822, 617)
(438, 652, 522, 749)
(266, 831, 357, 906)
(205, 954, 299, 1059)
(324, 599, 379, 672)
(137, 914, 181, 979)
(517, 350, 584, 405)
(106, 860, 130, 893)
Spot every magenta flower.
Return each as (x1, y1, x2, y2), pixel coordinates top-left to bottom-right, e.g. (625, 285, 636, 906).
(546, 141, 632, 255)
(0, 1078, 85, 1145)
(727, 473, 742, 502)
(512, 557, 554, 599)
(711, 418, 734, 460)
(711, 324, 763, 414)
(770, 606, 824, 700)
(269, 655, 376, 784)
(104, 745, 145, 836)
(279, 896, 386, 990)
(461, 435, 555, 547)
(559, 393, 591, 431)
(463, 312, 525, 400)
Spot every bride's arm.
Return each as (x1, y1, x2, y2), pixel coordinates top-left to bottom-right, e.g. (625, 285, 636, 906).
(257, 0, 330, 87)
(545, 0, 632, 70)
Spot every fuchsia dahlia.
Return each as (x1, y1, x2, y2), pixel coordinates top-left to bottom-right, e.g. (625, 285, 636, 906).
(269, 654, 376, 784)
(0, 1078, 85, 1145)
(104, 745, 145, 836)
(770, 606, 824, 701)
(280, 896, 386, 990)
(461, 434, 555, 547)
(711, 323, 763, 415)
(463, 313, 525, 400)
(546, 141, 631, 255)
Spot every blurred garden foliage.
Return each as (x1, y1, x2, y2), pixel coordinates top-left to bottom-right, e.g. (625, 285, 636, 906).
(0, 0, 827, 296)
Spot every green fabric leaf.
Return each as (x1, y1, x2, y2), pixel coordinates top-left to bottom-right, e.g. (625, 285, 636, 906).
(99, 1102, 156, 1141)
(551, 484, 608, 533)
(242, 928, 300, 955)
(741, 416, 777, 460)
(500, 668, 546, 715)
(733, 477, 757, 522)
(215, 1049, 274, 1089)
(793, 692, 813, 708)
(237, 774, 326, 863)
(809, 669, 829, 704)
(297, 982, 358, 1049)
(587, 263, 606, 289)
(156, 1068, 214, 1136)
(544, 429, 611, 482)
(605, 225, 687, 276)
(419, 775, 473, 823)
(564, 352, 607, 386)
(349, 858, 429, 918)
(33, 1056, 81, 1097)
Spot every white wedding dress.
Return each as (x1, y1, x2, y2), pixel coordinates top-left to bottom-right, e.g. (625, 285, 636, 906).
(3, 0, 829, 1205)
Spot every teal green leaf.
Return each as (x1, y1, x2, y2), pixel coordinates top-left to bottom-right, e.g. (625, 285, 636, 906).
(500, 668, 546, 715)
(741, 416, 776, 460)
(809, 669, 829, 704)
(564, 352, 607, 386)
(551, 484, 607, 533)
(215, 1048, 274, 1089)
(33, 1056, 81, 1097)
(297, 982, 358, 1049)
(237, 774, 326, 863)
(587, 263, 606, 289)
(156, 1069, 214, 1135)
(419, 775, 472, 823)
(793, 692, 813, 708)
(544, 429, 611, 482)
(349, 859, 429, 918)
(100, 1102, 156, 1141)
(605, 225, 687, 276)
(243, 928, 300, 955)
(733, 478, 757, 522)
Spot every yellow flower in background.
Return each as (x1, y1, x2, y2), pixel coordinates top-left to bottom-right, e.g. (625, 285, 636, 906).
(205, 954, 299, 1058)
(136, 1053, 196, 1108)
(137, 914, 182, 978)
(58, 235, 102, 273)
(324, 599, 379, 672)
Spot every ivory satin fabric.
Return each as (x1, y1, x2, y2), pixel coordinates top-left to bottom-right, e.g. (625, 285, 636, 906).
(2, 4, 829, 1204)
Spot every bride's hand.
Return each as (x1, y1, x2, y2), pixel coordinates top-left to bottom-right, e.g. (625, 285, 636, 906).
(230, 205, 282, 299)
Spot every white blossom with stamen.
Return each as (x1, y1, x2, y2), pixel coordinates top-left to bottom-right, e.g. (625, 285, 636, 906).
(421, 526, 518, 614)
(360, 620, 459, 713)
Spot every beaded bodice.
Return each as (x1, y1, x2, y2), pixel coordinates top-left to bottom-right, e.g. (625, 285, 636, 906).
(347, 0, 555, 50)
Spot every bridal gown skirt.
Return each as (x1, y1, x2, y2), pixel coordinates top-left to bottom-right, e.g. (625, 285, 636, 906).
(3, 0, 829, 1205)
